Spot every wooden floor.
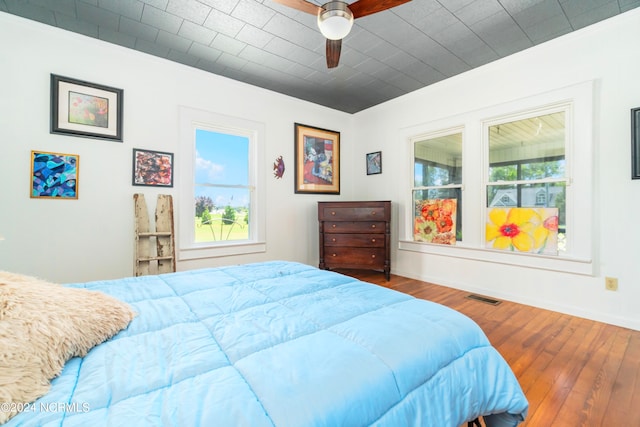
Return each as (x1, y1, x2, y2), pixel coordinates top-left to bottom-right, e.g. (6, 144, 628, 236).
(337, 269, 640, 427)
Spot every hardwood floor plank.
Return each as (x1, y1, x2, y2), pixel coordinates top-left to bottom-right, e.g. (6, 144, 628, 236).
(335, 269, 640, 427)
(514, 315, 573, 395)
(503, 311, 566, 379)
(542, 323, 619, 426)
(600, 329, 639, 426)
(522, 317, 595, 425)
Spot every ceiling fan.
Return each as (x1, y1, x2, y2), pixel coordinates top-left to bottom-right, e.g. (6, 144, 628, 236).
(273, 0, 412, 68)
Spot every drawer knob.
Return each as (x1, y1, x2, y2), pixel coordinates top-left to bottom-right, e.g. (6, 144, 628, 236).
(371, 211, 376, 215)
(371, 224, 376, 229)
(371, 254, 376, 258)
(332, 224, 337, 228)
(371, 238, 376, 243)
(332, 253, 337, 257)
(331, 238, 336, 242)
(331, 211, 336, 215)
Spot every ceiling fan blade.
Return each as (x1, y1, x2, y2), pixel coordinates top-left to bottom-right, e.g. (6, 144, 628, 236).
(326, 39, 342, 68)
(348, 0, 412, 19)
(271, 0, 321, 15)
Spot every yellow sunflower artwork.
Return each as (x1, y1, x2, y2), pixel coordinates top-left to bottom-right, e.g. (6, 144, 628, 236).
(486, 207, 559, 254)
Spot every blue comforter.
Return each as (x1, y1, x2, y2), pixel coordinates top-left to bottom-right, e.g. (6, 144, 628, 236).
(7, 261, 527, 426)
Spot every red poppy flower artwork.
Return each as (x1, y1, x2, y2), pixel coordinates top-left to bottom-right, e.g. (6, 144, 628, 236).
(414, 199, 457, 245)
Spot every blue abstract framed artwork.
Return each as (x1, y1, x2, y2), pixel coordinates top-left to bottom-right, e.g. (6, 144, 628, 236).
(30, 151, 79, 199)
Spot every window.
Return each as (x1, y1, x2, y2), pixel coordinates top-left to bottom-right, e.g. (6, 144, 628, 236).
(179, 107, 265, 260)
(400, 81, 594, 275)
(194, 129, 250, 243)
(412, 129, 462, 244)
(486, 110, 567, 251)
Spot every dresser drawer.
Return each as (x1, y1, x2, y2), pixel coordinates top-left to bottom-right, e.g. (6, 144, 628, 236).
(324, 234, 384, 247)
(323, 247, 385, 267)
(319, 206, 388, 221)
(324, 221, 385, 233)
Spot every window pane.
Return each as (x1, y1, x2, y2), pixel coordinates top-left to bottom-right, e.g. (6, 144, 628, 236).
(194, 187, 250, 243)
(195, 129, 249, 186)
(414, 133, 462, 186)
(521, 158, 565, 180)
(488, 182, 564, 208)
(486, 184, 517, 207)
(414, 188, 461, 200)
(488, 164, 517, 181)
(488, 111, 565, 182)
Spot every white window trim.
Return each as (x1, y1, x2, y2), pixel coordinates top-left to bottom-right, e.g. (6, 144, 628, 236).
(398, 80, 595, 276)
(178, 106, 266, 260)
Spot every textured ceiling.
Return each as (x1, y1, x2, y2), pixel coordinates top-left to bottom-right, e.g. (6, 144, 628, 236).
(2, 0, 639, 113)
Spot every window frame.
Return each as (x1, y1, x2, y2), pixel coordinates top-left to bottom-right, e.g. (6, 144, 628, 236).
(410, 126, 464, 243)
(399, 81, 594, 275)
(178, 107, 266, 260)
(484, 106, 570, 252)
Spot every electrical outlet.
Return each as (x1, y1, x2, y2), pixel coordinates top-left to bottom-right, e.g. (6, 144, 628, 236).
(605, 277, 618, 291)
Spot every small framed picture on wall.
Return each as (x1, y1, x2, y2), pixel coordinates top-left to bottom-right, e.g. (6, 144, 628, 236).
(366, 151, 382, 175)
(50, 74, 123, 141)
(30, 150, 79, 199)
(132, 148, 174, 187)
(294, 123, 340, 194)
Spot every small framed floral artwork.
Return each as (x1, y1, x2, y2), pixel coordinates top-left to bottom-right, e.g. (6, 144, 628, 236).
(132, 148, 174, 187)
(486, 207, 559, 254)
(30, 150, 79, 199)
(414, 199, 457, 245)
(366, 151, 382, 175)
(50, 74, 123, 141)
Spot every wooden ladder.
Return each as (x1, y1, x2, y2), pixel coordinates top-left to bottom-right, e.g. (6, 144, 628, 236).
(133, 193, 176, 276)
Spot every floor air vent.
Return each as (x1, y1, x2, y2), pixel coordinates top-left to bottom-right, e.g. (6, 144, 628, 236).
(466, 294, 501, 305)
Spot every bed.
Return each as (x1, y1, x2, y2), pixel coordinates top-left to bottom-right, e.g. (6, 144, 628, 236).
(1, 261, 527, 426)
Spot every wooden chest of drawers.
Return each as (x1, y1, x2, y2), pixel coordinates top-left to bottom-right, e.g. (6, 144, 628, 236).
(318, 201, 391, 280)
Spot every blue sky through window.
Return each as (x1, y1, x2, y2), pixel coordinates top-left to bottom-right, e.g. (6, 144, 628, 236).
(195, 129, 249, 208)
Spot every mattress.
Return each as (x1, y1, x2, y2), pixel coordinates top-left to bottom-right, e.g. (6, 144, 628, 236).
(5, 261, 527, 426)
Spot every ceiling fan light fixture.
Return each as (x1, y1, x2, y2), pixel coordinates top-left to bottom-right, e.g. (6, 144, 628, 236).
(317, 1, 354, 40)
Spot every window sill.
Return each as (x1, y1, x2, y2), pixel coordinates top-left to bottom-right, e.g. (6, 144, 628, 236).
(178, 241, 266, 261)
(398, 240, 593, 276)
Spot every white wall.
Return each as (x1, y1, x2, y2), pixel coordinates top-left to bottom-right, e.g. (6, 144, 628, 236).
(2, 9, 639, 331)
(353, 9, 640, 330)
(0, 12, 354, 283)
